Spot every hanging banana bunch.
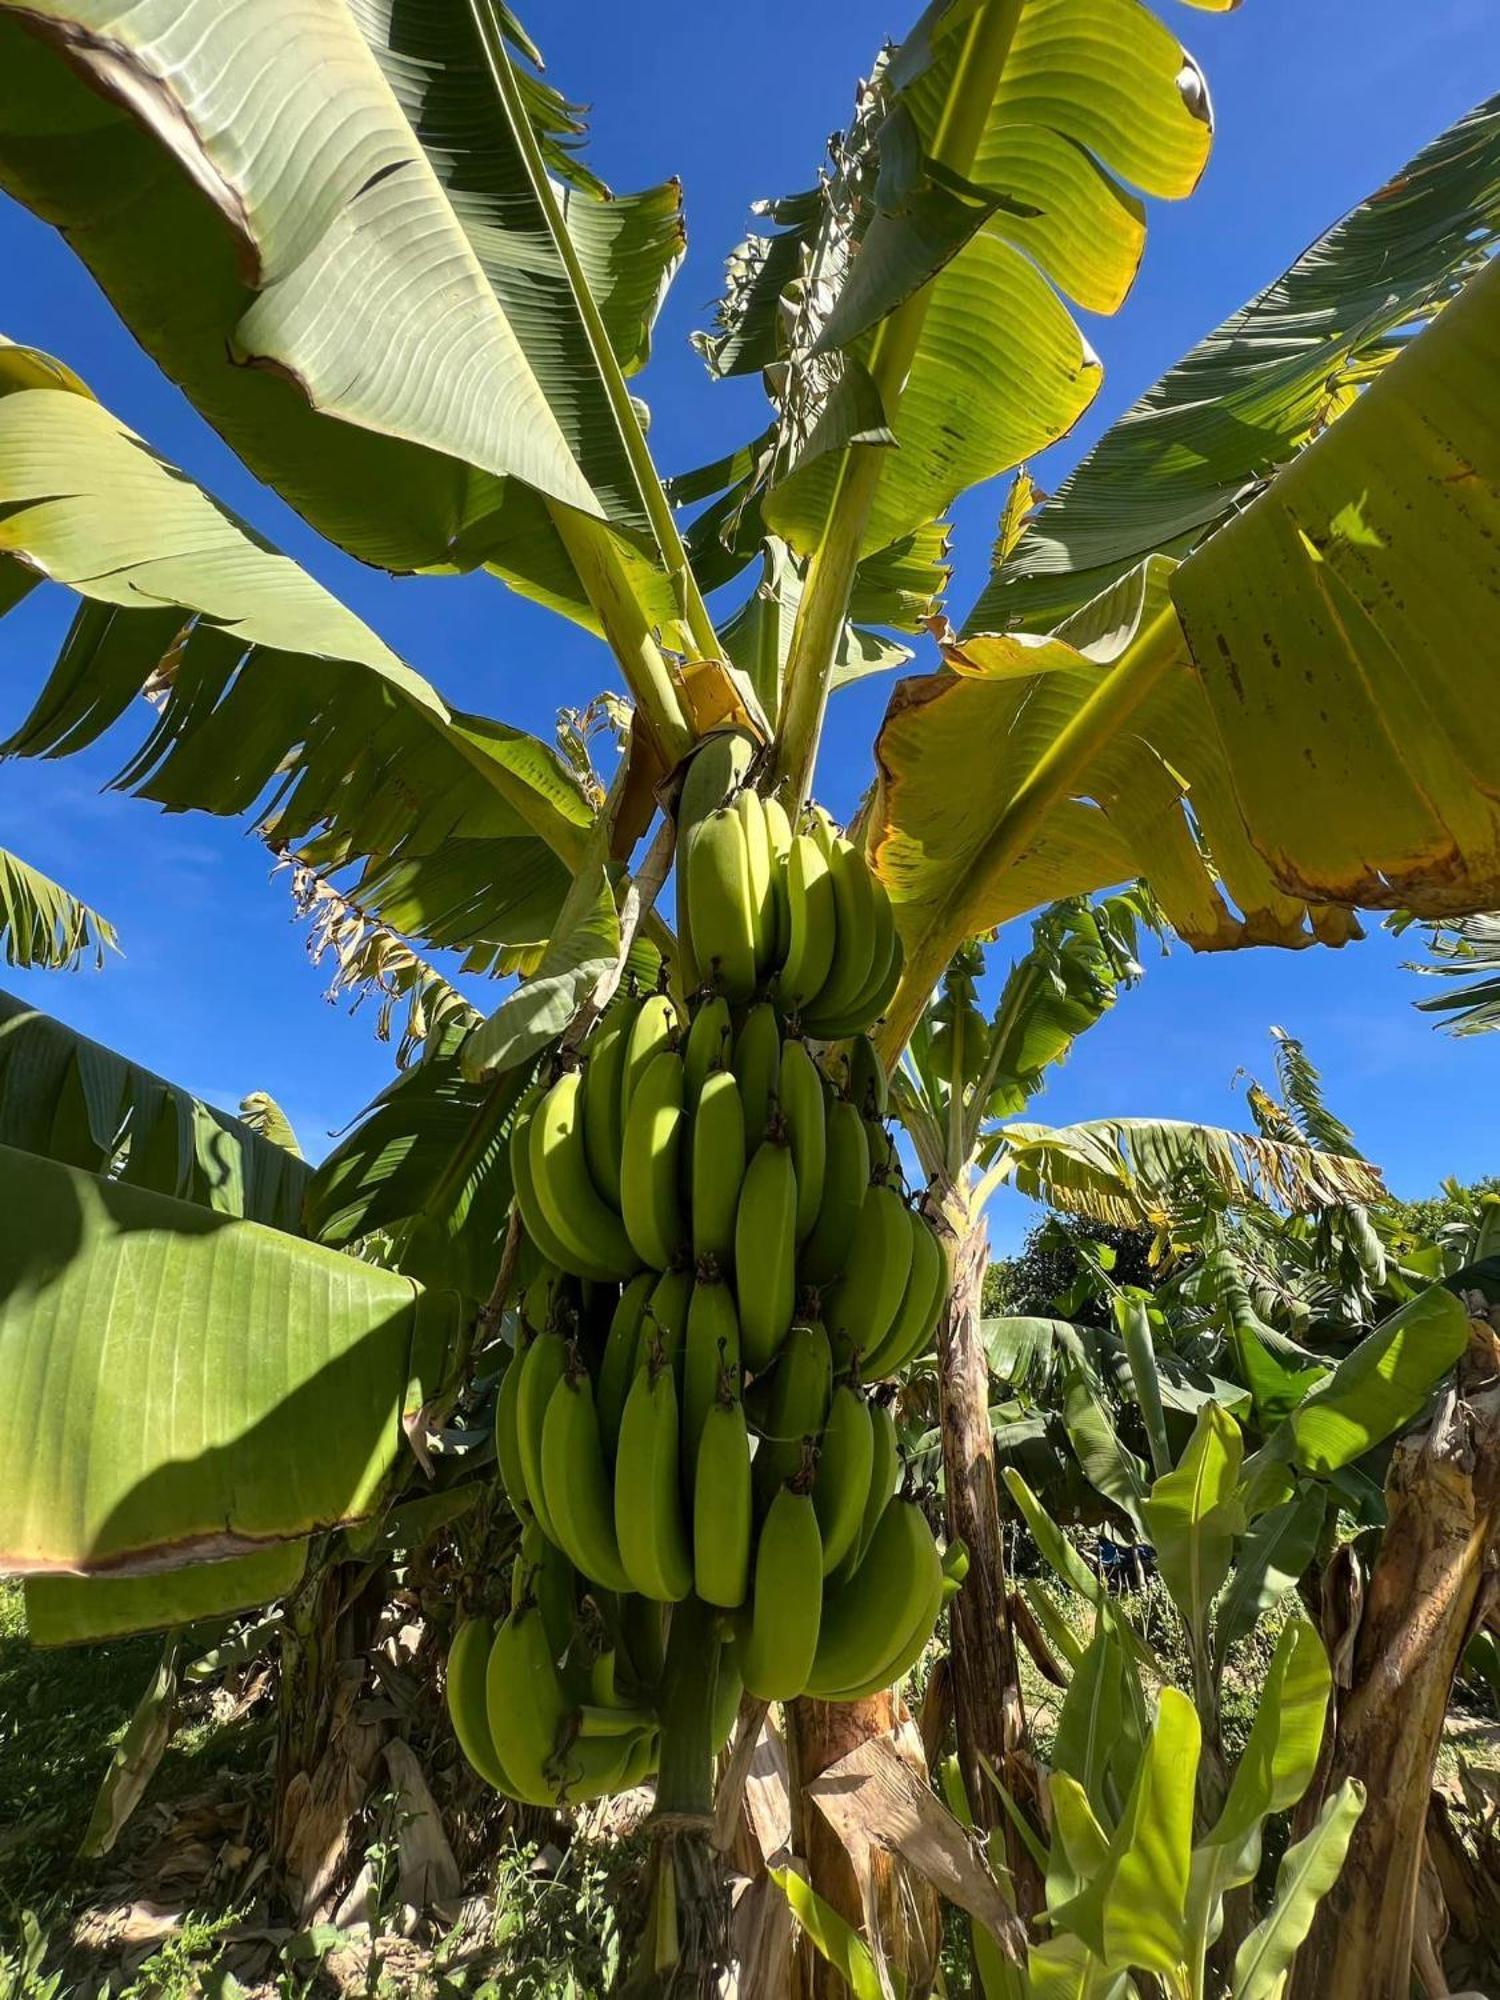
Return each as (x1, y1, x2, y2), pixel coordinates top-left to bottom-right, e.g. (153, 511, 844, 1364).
(454, 787, 954, 1804)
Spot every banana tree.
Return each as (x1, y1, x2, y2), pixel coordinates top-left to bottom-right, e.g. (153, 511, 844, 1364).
(0, 2, 1498, 1989)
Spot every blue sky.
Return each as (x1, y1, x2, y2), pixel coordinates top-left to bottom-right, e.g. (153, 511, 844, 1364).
(1, 0, 1496, 1252)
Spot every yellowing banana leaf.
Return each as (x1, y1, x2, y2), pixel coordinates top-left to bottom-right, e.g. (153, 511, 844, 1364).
(0, 990, 309, 1232)
(977, 92, 1500, 632)
(991, 1117, 1386, 1230)
(0, 846, 117, 970)
(25, 1542, 308, 1647)
(0, 1143, 461, 1574)
(0, 342, 590, 963)
(0, 0, 690, 642)
(871, 121, 1500, 1053)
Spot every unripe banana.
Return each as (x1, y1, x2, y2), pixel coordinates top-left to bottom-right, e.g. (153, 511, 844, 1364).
(734, 789, 777, 975)
(621, 993, 678, 1124)
(583, 998, 637, 1207)
(511, 1518, 576, 1662)
(494, 1347, 532, 1521)
(762, 794, 794, 866)
(597, 1271, 655, 1459)
(861, 1206, 947, 1379)
(809, 838, 877, 1023)
(516, 1331, 569, 1544)
(733, 1001, 782, 1153)
(799, 1098, 870, 1290)
(752, 1319, 833, 1504)
(618, 1593, 666, 1694)
(820, 1555, 944, 1701)
(778, 834, 837, 1012)
(682, 1270, 741, 1484)
(486, 1608, 567, 1805)
(694, 1392, 753, 1609)
(804, 871, 898, 1038)
(520, 1262, 567, 1336)
(682, 994, 733, 1110)
(813, 1386, 876, 1575)
(847, 1035, 889, 1121)
(530, 1069, 639, 1280)
(778, 1036, 827, 1243)
(686, 807, 758, 1002)
(853, 1395, 901, 1571)
(511, 1096, 614, 1283)
(805, 1497, 941, 1699)
(805, 803, 840, 859)
(646, 1267, 693, 1378)
(621, 1049, 689, 1270)
(864, 1114, 901, 1184)
(806, 946, 905, 1044)
(712, 1637, 746, 1751)
(447, 1617, 520, 1796)
(823, 1183, 913, 1372)
(690, 1068, 746, 1270)
(739, 1482, 824, 1700)
(540, 1364, 633, 1592)
(734, 1130, 799, 1372)
(615, 1356, 693, 1602)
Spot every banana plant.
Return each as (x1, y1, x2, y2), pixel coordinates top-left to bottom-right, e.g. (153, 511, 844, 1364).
(0, 847, 116, 970)
(0, 1, 1497, 1986)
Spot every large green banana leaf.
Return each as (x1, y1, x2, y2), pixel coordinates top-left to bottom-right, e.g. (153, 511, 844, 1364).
(0, 845, 116, 969)
(870, 172, 1500, 1051)
(0, 990, 308, 1231)
(0, 1143, 461, 1575)
(26, 1542, 309, 1646)
(975, 92, 1500, 632)
(0, 339, 591, 964)
(0, 0, 691, 644)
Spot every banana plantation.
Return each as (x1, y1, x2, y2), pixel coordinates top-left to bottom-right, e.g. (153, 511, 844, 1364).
(1, 0, 1499, 1995)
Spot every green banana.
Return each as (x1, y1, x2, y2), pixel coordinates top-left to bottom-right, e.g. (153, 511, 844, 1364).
(751, 1319, 833, 1504)
(646, 1267, 693, 1377)
(530, 1069, 638, 1280)
(485, 1608, 567, 1805)
(620, 1048, 688, 1269)
(519, 1262, 567, 1336)
(941, 1537, 970, 1604)
(685, 806, 758, 1002)
(511, 1520, 574, 1639)
(597, 1271, 655, 1458)
(618, 1593, 666, 1694)
(847, 1034, 889, 1121)
(823, 1183, 913, 1372)
(805, 803, 840, 858)
(805, 1497, 941, 1699)
(446, 1617, 519, 1796)
(864, 1114, 901, 1183)
(810, 838, 877, 1024)
(778, 1036, 826, 1243)
(812, 1385, 876, 1575)
(694, 1392, 753, 1609)
(821, 1556, 944, 1701)
(739, 1482, 824, 1701)
(778, 834, 836, 1012)
(540, 1366, 633, 1592)
(712, 1637, 746, 1751)
(762, 793, 794, 866)
(851, 1395, 901, 1573)
(621, 992, 678, 1124)
(515, 1331, 569, 1544)
(690, 1067, 746, 1269)
(734, 1130, 799, 1372)
(494, 1347, 532, 1521)
(805, 932, 905, 1042)
(511, 1095, 615, 1283)
(804, 870, 897, 1038)
(574, 1701, 659, 1741)
(862, 1208, 948, 1379)
(615, 1356, 693, 1602)
(734, 789, 777, 975)
(799, 1099, 870, 1290)
(733, 1001, 782, 1153)
(682, 1270, 741, 1484)
(682, 994, 733, 1109)
(583, 997, 636, 1207)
